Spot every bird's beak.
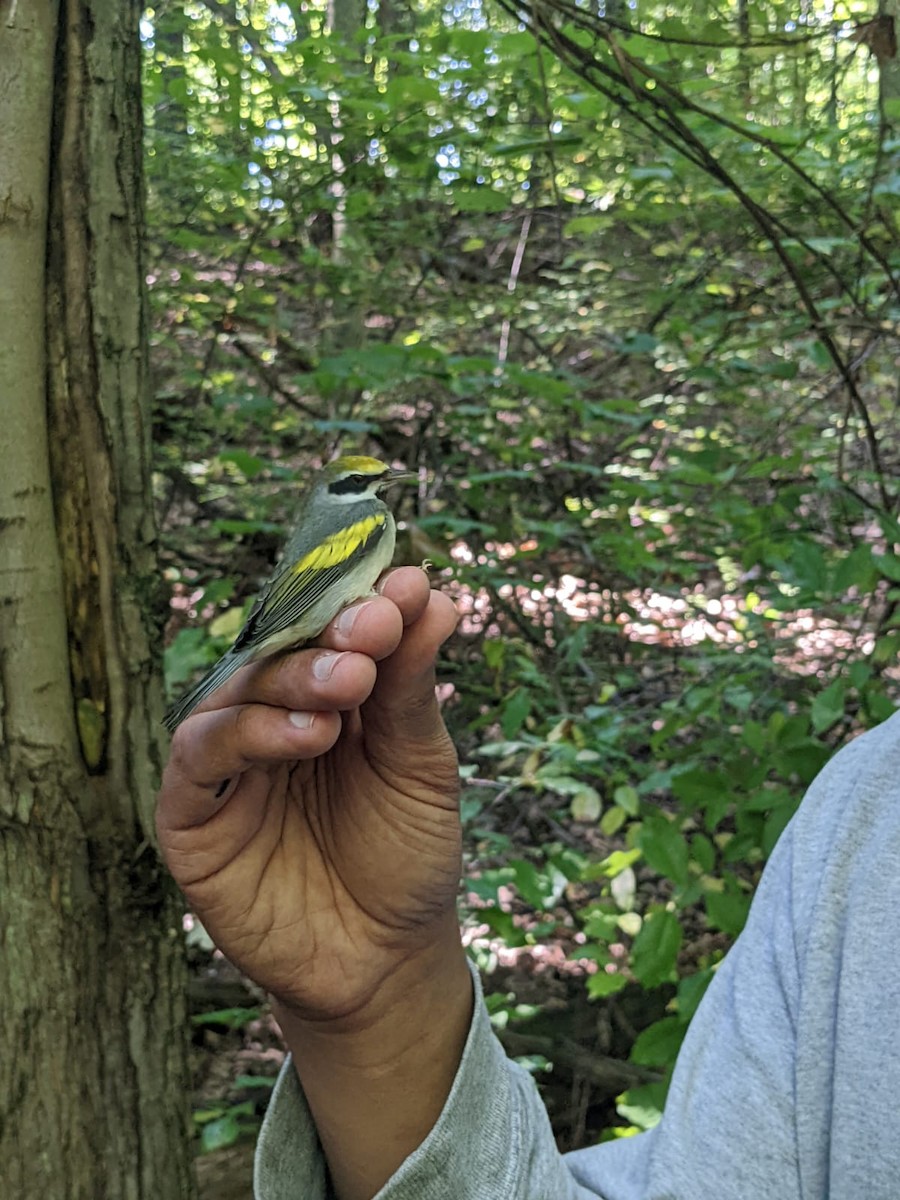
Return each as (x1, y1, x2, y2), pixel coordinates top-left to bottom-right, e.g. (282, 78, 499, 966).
(380, 467, 417, 487)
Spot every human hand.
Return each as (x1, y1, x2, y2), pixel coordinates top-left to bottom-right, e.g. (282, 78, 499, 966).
(155, 567, 463, 1026)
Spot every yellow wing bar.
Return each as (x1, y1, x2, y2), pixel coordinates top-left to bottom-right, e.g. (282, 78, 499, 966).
(292, 513, 386, 576)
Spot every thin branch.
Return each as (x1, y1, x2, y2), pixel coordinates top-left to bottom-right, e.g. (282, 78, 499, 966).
(531, 2, 564, 241)
(493, 1, 893, 510)
(231, 336, 320, 417)
(545, 3, 833, 51)
(498, 210, 533, 365)
(527, 0, 899, 299)
(190, 211, 277, 405)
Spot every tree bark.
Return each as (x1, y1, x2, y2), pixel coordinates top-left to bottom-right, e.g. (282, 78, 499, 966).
(877, 0, 900, 123)
(0, 3, 194, 1197)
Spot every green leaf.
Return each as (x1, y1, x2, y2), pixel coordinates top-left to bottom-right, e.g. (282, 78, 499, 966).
(191, 1006, 261, 1029)
(509, 859, 566, 910)
(164, 627, 215, 690)
(501, 688, 531, 738)
(616, 1081, 668, 1131)
(832, 546, 878, 595)
(873, 553, 900, 584)
(200, 1114, 240, 1152)
(617, 332, 658, 354)
(563, 215, 609, 237)
(479, 905, 527, 947)
(782, 539, 828, 593)
(584, 848, 642, 882)
(586, 970, 629, 998)
(676, 968, 713, 1021)
(639, 813, 690, 887)
(671, 767, 730, 816)
(741, 786, 797, 814)
(600, 805, 627, 836)
(873, 632, 900, 664)
(806, 338, 835, 369)
(771, 741, 830, 785)
(452, 187, 510, 214)
(811, 679, 845, 734)
(865, 692, 897, 724)
(630, 1015, 685, 1066)
(704, 878, 751, 936)
(570, 786, 602, 822)
(233, 1074, 276, 1090)
(762, 806, 795, 856)
(631, 909, 683, 987)
(690, 833, 715, 874)
(217, 448, 266, 478)
(483, 639, 506, 670)
(209, 603, 247, 641)
(582, 907, 620, 940)
(447, 28, 491, 58)
(197, 577, 237, 609)
(495, 30, 538, 55)
(536, 774, 587, 797)
(613, 784, 640, 815)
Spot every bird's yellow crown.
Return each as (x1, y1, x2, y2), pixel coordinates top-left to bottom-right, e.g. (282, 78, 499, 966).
(327, 455, 390, 475)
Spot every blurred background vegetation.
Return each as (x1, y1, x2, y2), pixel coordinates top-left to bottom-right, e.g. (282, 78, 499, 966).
(143, 0, 900, 1172)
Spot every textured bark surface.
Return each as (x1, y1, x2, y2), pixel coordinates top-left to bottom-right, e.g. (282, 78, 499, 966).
(0, 3, 194, 1196)
(879, 1, 900, 112)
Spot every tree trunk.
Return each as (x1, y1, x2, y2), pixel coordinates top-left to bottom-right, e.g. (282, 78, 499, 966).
(0, 3, 195, 1197)
(877, 0, 900, 124)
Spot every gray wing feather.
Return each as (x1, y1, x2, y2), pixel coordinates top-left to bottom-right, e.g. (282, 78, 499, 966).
(233, 518, 387, 651)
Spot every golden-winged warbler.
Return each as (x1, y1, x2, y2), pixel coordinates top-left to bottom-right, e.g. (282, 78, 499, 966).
(163, 455, 414, 731)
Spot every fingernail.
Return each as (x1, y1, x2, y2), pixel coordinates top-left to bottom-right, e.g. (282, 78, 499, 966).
(337, 601, 370, 637)
(289, 711, 316, 729)
(312, 651, 344, 682)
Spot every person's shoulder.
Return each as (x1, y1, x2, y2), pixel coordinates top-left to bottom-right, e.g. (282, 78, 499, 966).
(796, 708, 900, 834)
(784, 708, 900, 950)
(828, 707, 900, 769)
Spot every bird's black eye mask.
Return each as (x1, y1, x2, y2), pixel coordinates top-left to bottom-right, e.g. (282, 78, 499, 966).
(328, 473, 378, 495)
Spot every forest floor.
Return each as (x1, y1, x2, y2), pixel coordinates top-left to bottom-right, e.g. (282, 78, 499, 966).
(189, 949, 282, 1199)
(196, 1143, 255, 1200)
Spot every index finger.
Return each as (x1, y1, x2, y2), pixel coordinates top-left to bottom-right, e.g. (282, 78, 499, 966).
(157, 703, 343, 832)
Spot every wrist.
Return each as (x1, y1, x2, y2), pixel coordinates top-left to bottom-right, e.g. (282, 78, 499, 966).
(275, 922, 474, 1200)
(275, 914, 471, 1066)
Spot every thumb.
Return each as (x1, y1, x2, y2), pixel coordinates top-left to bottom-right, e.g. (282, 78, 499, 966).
(362, 587, 458, 748)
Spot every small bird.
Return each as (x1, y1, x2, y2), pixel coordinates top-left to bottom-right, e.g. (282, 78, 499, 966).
(163, 455, 414, 732)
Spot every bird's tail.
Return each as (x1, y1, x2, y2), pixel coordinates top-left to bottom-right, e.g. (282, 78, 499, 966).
(163, 649, 248, 733)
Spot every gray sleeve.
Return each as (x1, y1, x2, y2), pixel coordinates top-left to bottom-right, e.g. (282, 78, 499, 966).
(255, 712, 900, 1200)
(254, 962, 603, 1199)
(567, 712, 900, 1199)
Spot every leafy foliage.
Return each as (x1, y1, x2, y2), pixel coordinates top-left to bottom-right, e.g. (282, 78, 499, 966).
(145, 0, 900, 1148)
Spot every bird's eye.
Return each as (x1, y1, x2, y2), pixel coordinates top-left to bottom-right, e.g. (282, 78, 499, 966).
(351, 474, 366, 486)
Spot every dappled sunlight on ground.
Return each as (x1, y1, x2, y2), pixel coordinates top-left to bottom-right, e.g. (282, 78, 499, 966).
(442, 546, 885, 680)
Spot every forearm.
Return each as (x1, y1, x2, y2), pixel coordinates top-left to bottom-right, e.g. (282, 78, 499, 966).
(275, 917, 473, 1200)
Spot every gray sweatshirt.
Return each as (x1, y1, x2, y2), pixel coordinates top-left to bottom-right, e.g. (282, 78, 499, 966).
(254, 710, 900, 1199)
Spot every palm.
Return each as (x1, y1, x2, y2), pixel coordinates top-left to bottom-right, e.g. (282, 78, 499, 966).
(170, 695, 460, 1019)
